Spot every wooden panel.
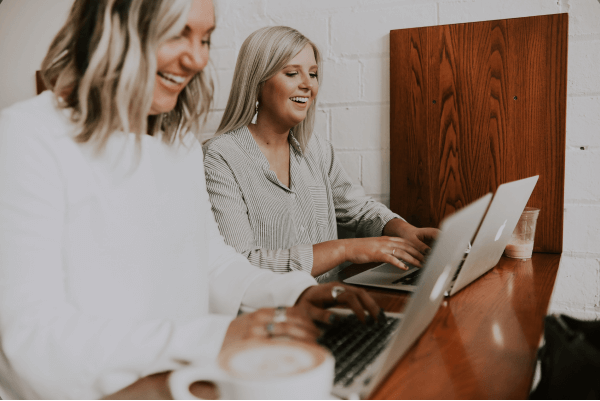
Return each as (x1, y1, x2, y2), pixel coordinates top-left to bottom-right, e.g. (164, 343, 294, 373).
(390, 14, 568, 253)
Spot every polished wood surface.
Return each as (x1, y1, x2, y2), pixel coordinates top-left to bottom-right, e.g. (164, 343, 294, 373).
(107, 254, 560, 399)
(337, 254, 561, 399)
(389, 14, 568, 253)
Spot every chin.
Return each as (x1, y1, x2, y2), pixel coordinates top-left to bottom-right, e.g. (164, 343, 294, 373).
(150, 99, 178, 115)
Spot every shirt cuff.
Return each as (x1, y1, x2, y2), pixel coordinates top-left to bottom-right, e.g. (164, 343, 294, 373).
(363, 210, 403, 237)
(289, 243, 314, 275)
(240, 270, 317, 313)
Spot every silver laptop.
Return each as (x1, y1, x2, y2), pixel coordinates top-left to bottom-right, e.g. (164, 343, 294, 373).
(344, 176, 538, 296)
(326, 194, 491, 399)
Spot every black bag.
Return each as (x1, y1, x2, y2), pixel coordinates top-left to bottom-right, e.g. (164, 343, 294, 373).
(530, 314, 600, 399)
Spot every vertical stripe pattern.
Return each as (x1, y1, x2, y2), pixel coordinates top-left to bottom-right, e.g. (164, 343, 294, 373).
(203, 126, 401, 281)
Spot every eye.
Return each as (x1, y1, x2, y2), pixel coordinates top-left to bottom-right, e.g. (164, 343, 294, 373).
(310, 72, 318, 79)
(286, 72, 298, 77)
(201, 35, 212, 46)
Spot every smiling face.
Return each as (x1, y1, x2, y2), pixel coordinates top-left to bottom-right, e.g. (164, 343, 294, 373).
(257, 44, 319, 131)
(150, 0, 215, 115)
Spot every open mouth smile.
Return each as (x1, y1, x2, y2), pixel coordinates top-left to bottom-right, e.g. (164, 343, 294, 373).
(157, 71, 187, 85)
(290, 97, 309, 103)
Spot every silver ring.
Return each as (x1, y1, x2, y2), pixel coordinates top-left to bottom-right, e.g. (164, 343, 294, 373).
(266, 322, 275, 337)
(331, 286, 346, 302)
(273, 306, 287, 323)
(392, 248, 396, 256)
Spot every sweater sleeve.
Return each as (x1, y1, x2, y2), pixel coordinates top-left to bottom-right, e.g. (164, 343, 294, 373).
(0, 109, 238, 399)
(204, 145, 314, 275)
(0, 108, 316, 399)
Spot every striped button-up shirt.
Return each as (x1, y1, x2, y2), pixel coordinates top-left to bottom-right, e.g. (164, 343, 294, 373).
(203, 126, 401, 281)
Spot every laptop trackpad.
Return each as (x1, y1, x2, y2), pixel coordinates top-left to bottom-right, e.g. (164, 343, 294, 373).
(371, 263, 411, 274)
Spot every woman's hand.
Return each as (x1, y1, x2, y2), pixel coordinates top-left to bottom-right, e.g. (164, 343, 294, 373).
(221, 307, 320, 351)
(343, 236, 425, 270)
(383, 218, 440, 259)
(295, 282, 382, 324)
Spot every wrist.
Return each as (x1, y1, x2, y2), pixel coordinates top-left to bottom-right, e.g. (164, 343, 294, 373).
(295, 286, 313, 306)
(340, 238, 351, 262)
(383, 218, 412, 237)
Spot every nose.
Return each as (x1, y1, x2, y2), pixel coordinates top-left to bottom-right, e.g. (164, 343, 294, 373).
(299, 72, 313, 90)
(182, 39, 209, 73)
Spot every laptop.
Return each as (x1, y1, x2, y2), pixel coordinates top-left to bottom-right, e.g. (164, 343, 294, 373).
(321, 194, 492, 399)
(344, 176, 538, 296)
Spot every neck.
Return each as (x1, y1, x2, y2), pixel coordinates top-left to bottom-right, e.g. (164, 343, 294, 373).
(249, 116, 292, 149)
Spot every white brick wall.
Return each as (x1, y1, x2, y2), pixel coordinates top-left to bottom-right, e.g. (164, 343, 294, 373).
(1, 0, 599, 319)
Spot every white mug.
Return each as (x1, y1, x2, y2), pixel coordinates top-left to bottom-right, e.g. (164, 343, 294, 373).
(169, 339, 335, 400)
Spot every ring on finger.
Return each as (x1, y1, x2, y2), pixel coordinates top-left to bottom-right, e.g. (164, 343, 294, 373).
(273, 306, 287, 323)
(266, 322, 275, 337)
(392, 248, 396, 256)
(331, 285, 346, 302)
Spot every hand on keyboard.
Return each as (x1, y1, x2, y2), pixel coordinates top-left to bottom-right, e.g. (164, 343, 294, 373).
(295, 282, 383, 325)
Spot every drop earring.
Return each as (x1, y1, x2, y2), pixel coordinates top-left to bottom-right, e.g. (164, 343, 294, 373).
(251, 101, 259, 124)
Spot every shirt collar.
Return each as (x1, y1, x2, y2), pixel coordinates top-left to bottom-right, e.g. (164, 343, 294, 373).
(288, 131, 304, 157)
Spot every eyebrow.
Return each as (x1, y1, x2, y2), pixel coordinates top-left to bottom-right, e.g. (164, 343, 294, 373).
(284, 64, 318, 69)
(182, 25, 216, 34)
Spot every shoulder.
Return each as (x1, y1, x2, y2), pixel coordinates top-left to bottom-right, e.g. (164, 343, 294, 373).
(304, 132, 334, 165)
(202, 127, 246, 157)
(0, 91, 74, 141)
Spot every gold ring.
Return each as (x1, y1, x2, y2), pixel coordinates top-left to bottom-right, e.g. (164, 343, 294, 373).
(266, 323, 275, 337)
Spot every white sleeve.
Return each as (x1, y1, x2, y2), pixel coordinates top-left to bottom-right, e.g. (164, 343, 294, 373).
(0, 110, 235, 399)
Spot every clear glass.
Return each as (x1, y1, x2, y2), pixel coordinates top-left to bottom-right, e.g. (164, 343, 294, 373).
(505, 207, 540, 259)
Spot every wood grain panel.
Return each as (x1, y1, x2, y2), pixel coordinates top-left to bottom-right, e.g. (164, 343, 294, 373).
(364, 254, 561, 399)
(390, 14, 568, 252)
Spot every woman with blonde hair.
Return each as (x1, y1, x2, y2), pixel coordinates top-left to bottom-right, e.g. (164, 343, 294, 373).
(204, 26, 439, 281)
(0, 2, 378, 399)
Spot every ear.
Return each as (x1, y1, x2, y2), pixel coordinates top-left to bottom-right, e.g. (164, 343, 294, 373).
(256, 82, 265, 102)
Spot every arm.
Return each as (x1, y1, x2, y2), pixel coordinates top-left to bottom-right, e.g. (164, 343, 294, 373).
(308, 139, 425, 271)
(0, 111, 232, 399)
(203, 146, 314, 275)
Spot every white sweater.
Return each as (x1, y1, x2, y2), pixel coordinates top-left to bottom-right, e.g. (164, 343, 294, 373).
(0, 92, 317, 399)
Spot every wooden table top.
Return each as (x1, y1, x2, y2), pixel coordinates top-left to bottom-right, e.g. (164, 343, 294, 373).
(106, 253, 561, 400)
(335, 253, 561, 399)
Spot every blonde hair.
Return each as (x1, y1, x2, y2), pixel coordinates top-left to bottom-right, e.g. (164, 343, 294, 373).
(215, 26, 321, 151)
(41, 0, 213, 150)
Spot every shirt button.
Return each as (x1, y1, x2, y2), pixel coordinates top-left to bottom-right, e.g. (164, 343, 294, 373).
(290, 193, 296, 199)
(300, 226, 305, 232)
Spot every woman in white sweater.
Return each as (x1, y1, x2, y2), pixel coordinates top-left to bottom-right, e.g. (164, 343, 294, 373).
(0, 1, 379, 398)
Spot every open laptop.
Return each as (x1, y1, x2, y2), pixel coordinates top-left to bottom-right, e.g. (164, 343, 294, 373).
(344, 176, 538, 296)
(321, 193, 491, 399)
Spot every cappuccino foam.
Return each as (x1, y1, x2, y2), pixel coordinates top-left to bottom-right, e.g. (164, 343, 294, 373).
(219, 340, 328, 380)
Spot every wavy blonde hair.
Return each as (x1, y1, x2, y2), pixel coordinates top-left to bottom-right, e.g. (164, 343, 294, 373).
(215, 26, 321, 152)
(41, 0, 213, 150)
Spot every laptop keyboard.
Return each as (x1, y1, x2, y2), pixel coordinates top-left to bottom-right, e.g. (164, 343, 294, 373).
(391, 268, 422, 285)
(317, 311, 400, 387)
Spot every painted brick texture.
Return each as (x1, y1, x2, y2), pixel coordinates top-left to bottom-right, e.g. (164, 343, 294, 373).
(203, 0, 600, 320)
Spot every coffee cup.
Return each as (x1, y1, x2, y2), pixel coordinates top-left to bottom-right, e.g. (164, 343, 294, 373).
(168, 339, 335, 400)
(505, 207, 540, 259)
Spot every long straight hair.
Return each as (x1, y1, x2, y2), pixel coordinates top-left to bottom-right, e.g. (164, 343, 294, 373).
(41, 0, 213, 150)
(215, 26, 321, 152)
